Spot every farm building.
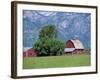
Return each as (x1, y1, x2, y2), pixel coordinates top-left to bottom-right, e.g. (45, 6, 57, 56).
(64, 39, 84, 54)
(23, 48, 37, 57)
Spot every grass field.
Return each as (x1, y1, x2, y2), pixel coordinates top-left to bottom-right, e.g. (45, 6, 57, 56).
(23, 54, 90, 69)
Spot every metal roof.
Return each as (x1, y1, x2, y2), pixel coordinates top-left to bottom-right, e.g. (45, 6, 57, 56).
(23, 47, 32, 52)
(70, 39, 84, 49)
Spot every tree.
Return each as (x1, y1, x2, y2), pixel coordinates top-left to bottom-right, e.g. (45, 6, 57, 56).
(39, 24, 57, 39)
(33, 24, 65, 56)
(34, 38, 50, 56)
(46, 39, 65, 56)
(34, 38, 65, 56)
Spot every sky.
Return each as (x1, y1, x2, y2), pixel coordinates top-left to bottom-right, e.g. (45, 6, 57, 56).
(23, 10, 91, 49)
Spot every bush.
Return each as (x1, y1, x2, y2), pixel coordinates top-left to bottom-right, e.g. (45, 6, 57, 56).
(34, 38, 65, 56)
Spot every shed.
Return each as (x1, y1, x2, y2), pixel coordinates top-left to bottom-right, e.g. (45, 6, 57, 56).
(23, 48, 37, 57)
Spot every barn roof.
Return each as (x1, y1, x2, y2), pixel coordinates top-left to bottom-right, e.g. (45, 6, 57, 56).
(64, 48, 75, 52)
(24, 47, 32, 52)
(70, 39, 84, 49)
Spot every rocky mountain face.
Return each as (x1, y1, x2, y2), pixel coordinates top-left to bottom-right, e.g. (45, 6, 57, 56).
(23, 10, 91, 49)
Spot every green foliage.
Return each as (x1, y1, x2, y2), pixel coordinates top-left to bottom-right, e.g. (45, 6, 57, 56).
(39, 24, 57, 39)
(45, 38, 65, 56)
(33, 39, 48, 56)
(34, 38, 65, 56)
(33, 24, 65, 56)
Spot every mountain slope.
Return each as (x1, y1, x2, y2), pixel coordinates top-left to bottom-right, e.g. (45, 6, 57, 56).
(23, 10, 91, 49)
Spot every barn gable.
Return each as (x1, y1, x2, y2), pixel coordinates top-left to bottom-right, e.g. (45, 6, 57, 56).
(67, 39, 84, 49)
(65, 39, 84, 54)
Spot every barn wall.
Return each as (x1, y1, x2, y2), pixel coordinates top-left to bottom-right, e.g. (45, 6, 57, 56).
(23, 49, 37, 57)
(66, 40, 75, 48)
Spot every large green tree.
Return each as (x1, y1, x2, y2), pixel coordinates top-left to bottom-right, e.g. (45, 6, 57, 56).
(33, 24, 65, 56)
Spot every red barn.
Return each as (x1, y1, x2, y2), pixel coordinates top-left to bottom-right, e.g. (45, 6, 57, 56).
(64, 39, 84, 54)
(23, 48, 37, 57)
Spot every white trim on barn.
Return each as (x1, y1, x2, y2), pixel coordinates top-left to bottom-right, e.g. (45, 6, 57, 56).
(64, 48, 75, 52)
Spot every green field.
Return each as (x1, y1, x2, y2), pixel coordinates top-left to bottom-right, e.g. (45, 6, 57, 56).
(23, 54, 90, 69)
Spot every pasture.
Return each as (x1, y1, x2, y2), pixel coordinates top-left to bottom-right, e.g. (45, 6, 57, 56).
(23, 54, 90, 69)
